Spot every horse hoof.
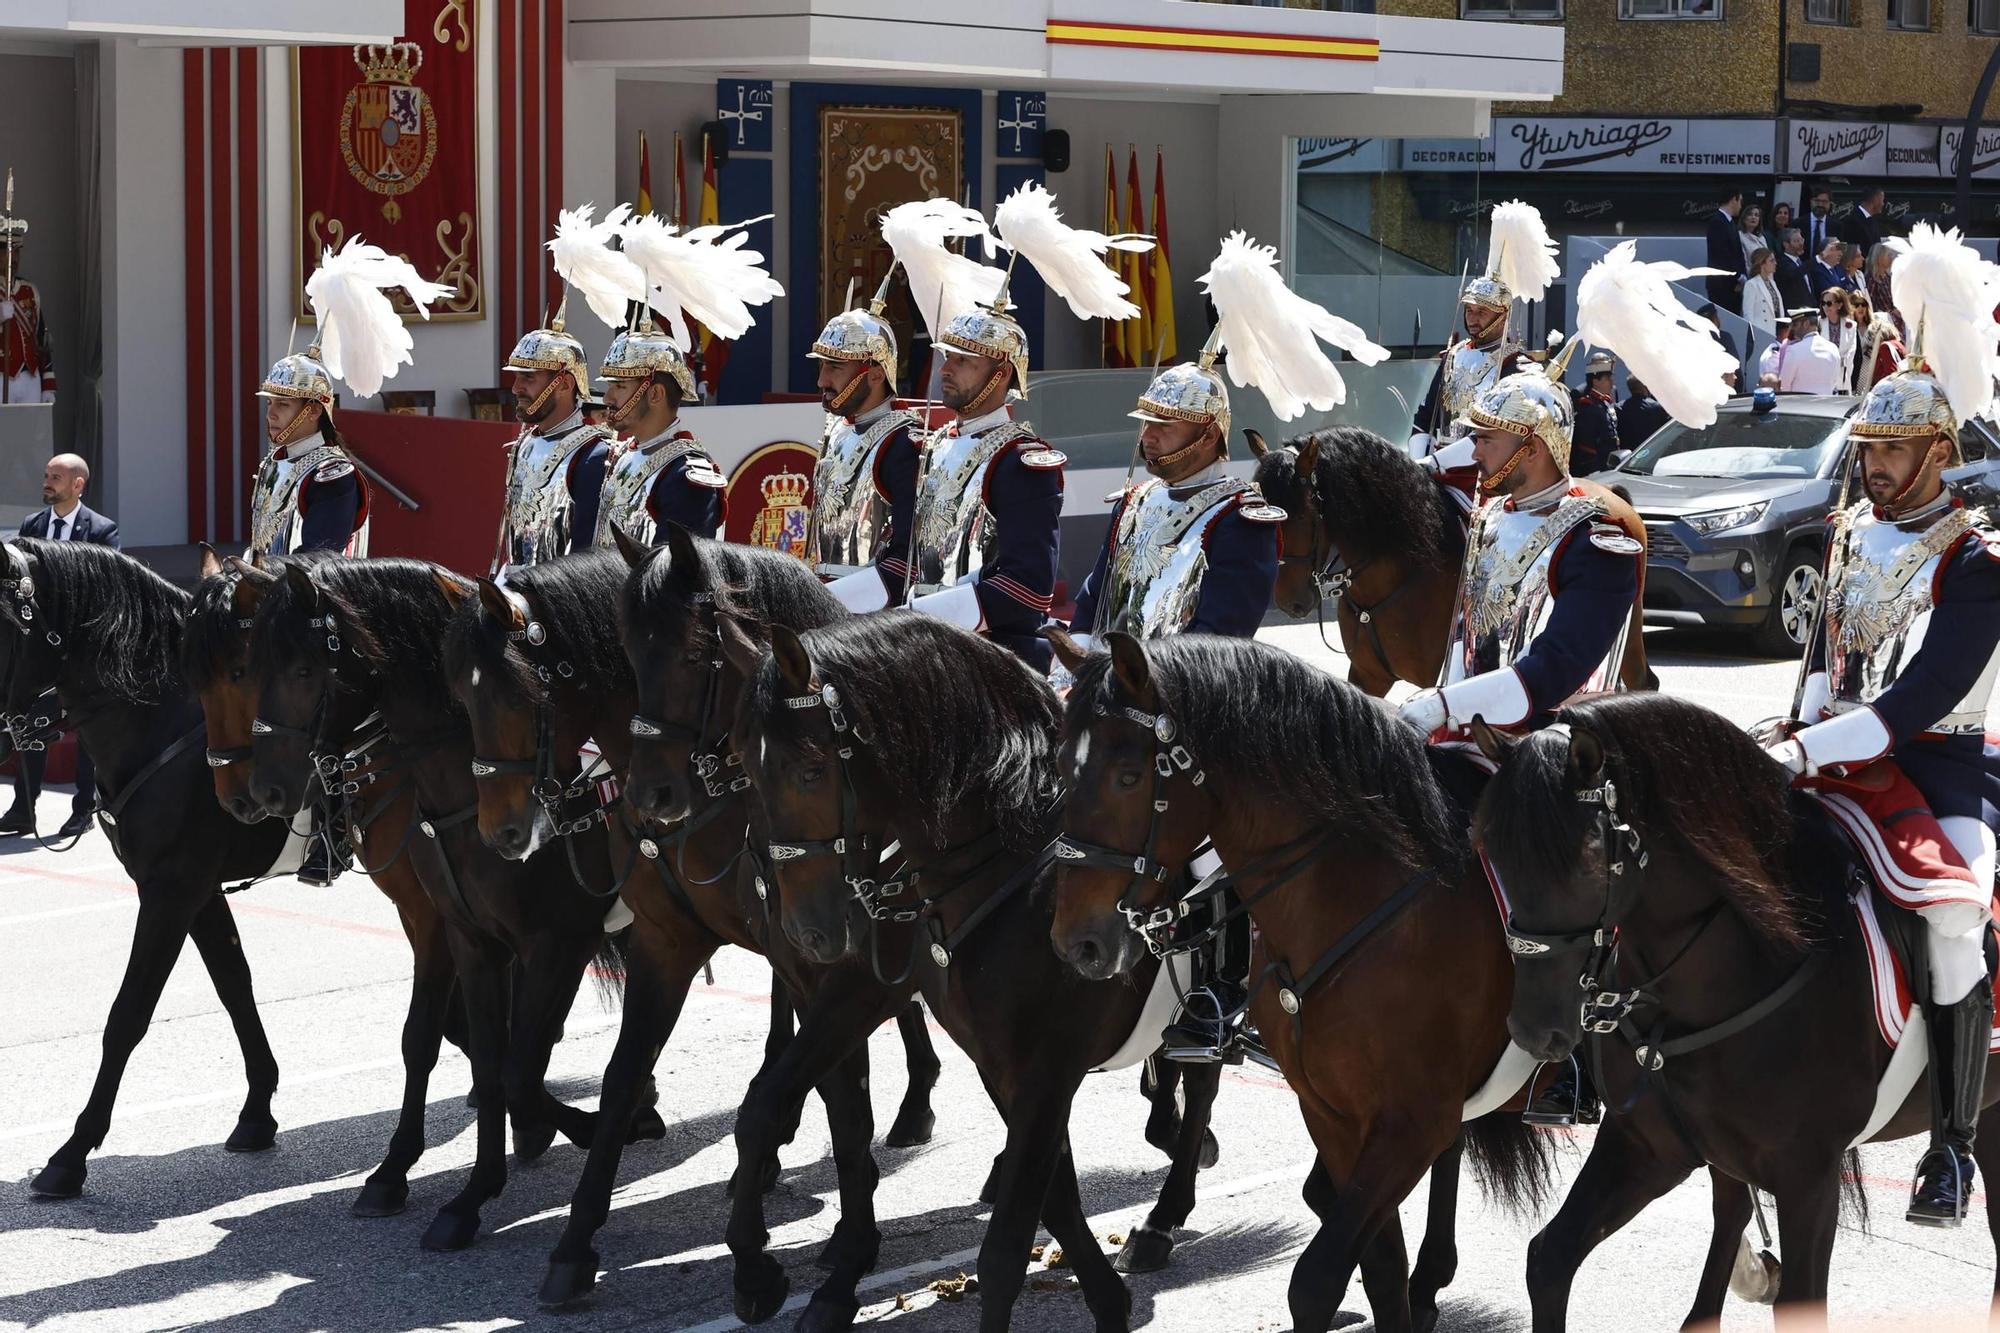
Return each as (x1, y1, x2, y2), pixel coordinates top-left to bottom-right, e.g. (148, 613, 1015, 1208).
(1112, 1226, 1174, 1275)
(1329, 1313, 1367, 1329)
(421, 1210, 482, 1252)
(733, 1265, 791, 1325)
(1198, 1127, 1219, 1171)
(29, 1160, 85, 1199)
(792, 1293, 860, 1332)
(465, 1088, 481, 1110)
(626, 1106, 667, 1143)
(1087, 1278, 1133, 1332)
(1729, 1245, 1781, 1305)
(883, 1105, 936, 1148)
(351, 1179, 410, 1218)
(225, 1115, 278, 1153)
(539, 1256, 600, 1309)
(1411, 1305, 1440, 1333)
(727, 1156, 782, 1198)
(514, 1120, 558, 1163)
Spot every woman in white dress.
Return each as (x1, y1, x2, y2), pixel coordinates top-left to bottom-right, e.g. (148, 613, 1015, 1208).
(1741, 247, 1784, 339)
(1736, 204, 1765, 275)
(1818, 286, 1857, 393)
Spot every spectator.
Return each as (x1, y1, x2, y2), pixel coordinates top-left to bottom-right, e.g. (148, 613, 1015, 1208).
(1618, 375, 1671, 445)
(1765, 201, 1795, 253)
(1803, 186, 1834, 257)
(1838, 185, 1889, 251)
(1820, 287, 1857, 389)
(1851, 294, 1905, 395)
(1865, 241, 1905, 339)
(1569, 351, 1619, 476)
(1810, 238, 1847, 297)
(1774, 227, 1814, 310)
(1705, 187, 1747, 314)
(1840, 242, 1867, 293)
(0, 454, 117, 840)
(1757, 308, 1843, 394)
(1742, 247, 1784, 338)
(1736, 204, 1766, 275)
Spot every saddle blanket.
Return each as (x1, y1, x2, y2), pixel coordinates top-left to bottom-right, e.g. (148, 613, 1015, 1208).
(1093, 952, 1195, 1073)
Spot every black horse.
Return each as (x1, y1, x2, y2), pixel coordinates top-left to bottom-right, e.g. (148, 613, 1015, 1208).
(0, 540, 291, 1198)
(730, 610, 1227, 1333)
(436, 539, 944, 1308)
(239, 557, 659, 1251)
(1474, 692, 2000, 1326)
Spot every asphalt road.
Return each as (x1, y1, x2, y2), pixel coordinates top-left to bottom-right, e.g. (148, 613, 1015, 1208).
(2, 625, 1997, 1333)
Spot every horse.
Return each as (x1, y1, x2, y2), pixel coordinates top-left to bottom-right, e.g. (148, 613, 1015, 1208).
(1043, 627, 1556, 1333)
(435, 536, 944, 1308)
(237, 556, 661, 1252)
(731, 609, 1233, 1333)
(1472, 691, 2000, 1327)
(182, 545, 471, 1218)
(1249, 426, 1656, 695)
(0, 540, 292, 1200)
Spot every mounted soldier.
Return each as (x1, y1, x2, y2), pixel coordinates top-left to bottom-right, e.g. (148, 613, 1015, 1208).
(1763, 224, 2000, 1228)
(493, 293, 612, 573)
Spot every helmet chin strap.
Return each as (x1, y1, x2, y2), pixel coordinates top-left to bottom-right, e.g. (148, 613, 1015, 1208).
(607, 380, 648, 431)
(961, 363, 1010, 418)
(270, 401, 318, 449)
(1884, 438, 1946, 516)
(1147, 429, 1215, 481)
(521, 370, 566, 420)
(826, 365, 870, 416)
(1478, 436, 1536, 495)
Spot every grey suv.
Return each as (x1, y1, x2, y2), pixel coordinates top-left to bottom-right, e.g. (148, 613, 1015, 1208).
(1590, 394, 2000, 657)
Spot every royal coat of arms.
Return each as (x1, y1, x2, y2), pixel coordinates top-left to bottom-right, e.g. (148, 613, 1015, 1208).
(340, 42, 437, 223)
(724, 441, 819, 562)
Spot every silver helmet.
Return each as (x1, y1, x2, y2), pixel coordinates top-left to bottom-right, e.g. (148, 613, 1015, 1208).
(1465, 338, 1583, 472)
(598, 316, 698, 404)
(503, 290, 589, 384)
(938, 304, 1029, 399)
(1130, 325, 1229, 441)
(257, 345, 336, 409)
(809, 266, 899, 385)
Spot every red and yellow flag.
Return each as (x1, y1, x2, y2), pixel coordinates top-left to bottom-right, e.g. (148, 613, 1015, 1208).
(1101, 144, 1125, 369)
(696, 131, 728, 400)
(672, 130, 686, 227)
(1123, 145, 1152, 367)
(636, 131, 653, 217)
(1148, 147, 1176, 364)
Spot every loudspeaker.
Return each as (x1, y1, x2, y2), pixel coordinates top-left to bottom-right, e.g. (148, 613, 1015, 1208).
(700, 121, 731, 167)
(1042, 129, 1071, 174)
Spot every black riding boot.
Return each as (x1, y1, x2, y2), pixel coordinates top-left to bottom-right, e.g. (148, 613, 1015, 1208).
(1908, 976, 1991, 1227)
(298, 806, 353, 888)
(1162, 886, 1249, 1064)
(1523, 1055, 1602, 1127)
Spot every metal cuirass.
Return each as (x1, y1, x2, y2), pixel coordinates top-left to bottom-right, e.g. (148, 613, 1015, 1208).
(1447, 492, 1628, 691)
(1438, 338, 1519, 436)
(250, 444, 367, 557)
(1093, 478, 1254, 639)
(594, 429, 704, 549)
(910, 420, 1035, 590)
(809, 408, 919, 577)
(499, 419, 607, 570)
(1822, 501, 2000, 735)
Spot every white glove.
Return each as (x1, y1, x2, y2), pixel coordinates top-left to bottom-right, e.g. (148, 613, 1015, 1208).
(1407, 431, 1436, 461)
(827, 568, 890, 613)
(39, 388, 53, 405)
(1398, 688, 1448, 737)
(0, 299, 14, 322)
(1764, 738, 1811, 777)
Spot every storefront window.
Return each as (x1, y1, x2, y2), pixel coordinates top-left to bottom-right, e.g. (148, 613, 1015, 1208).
(1975, 0, 2000, 35)
(1888, 0, 1931, 28)
(1618, 0, 1721, 16)
(1804, 0, 1848, 22)
(1462, 0, 1564, 17)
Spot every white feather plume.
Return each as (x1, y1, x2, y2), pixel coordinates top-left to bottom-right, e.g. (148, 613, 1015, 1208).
(1573, 240, 1736, 430)
(548, 203, 643, 330)
(1890, 222, 2000, 425)
(880, 198, 1004, 340)
(1486, 200, 1561, 306)
(991, 181, 1152, 322)
(616, 212, 783, 351)
(304, 236, 453, 400)
(1200, 231, 1389, 420)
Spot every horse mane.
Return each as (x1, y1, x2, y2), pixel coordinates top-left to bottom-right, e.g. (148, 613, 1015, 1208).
(18, 539, 191, 703)
(746, 611, 1063, 852)
(183, 551, 336, 690)
(1065, 635, 1464, 873)
(1253, 426, 1462, 570)
(1479, 693, 1811, 951)
(250, 557, 459, 715)
(441, 549, 634, 708)
(621, 533, 846, 653)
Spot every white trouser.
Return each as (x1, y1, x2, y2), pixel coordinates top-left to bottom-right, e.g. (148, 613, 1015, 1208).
(1926, 816, 1996, 1004)
(1, 370, 41, 404)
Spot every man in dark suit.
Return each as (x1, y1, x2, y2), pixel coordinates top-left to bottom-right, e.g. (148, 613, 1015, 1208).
(1838, 185, 1889, 252)
(1619, 376, 1672, 444)
(2, 453, 117, 839)
(1809, 238, 1848, 298)
(1803, 185, 1834, 258)
(1775, 227, 1813, 310)
(1704, 187, 1747, 314)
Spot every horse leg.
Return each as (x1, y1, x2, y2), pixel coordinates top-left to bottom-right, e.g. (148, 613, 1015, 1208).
(185, 892, 281, 1153)
(727, 971, 904, 1325)
(794, 1043, 884, 1332)
(421, 934, 512, 1251)
(354, 909, 458, 1217)
(1525, 1115, 1691, 1333)
(32, 887, 205, 1197)
(1038, 1136, 1133, 1333)
(884, 999, 940, 1148)
(977, 1074, 1109, 1333)
(1357, 1209, 1414, 1333)
(1116, 1057, 1222, 1274)
(1771, 1169, 1842, 1311)
(1289, 1134, 1431, 1333)
(1142, 1056, 1180, 1154)
(540, 930, 713, 1308)
(1408, 1135, 1465, 1333)
(1683, 1169, 1757, 1328)
(1976, 1105, 2000, 1315)
(506, 936, 604, 1160)
(765, 968, 795, 1063)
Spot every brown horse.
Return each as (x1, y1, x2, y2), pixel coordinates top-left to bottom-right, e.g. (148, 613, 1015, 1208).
(1249, 427, 1656, 696)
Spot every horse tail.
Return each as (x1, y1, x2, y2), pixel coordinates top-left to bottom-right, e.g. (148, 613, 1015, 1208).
(1462, 1109, 1558, 1216)
(1839, 1147, 1870, 1233)
(590, 925, 631, 1009)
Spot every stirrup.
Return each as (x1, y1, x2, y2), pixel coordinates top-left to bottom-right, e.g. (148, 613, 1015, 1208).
(1522, 1058, 1587, 1128)
(1907, 1144, 1974, 1228)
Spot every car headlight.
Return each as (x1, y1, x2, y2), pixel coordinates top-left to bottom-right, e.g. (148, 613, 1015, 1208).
(1683, 502, 1769, 535)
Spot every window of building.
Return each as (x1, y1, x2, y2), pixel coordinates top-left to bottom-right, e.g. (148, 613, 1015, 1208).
(1888, 0, 1930, 27)
(1619, 0, 1720, 15)
(1976, 0, 2000, 35)
(1462, 0, 1563, 18)
(1803, 0, 1848, 22)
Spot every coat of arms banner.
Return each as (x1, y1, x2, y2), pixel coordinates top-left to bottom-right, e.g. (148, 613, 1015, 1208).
(294, 0, 482, 319)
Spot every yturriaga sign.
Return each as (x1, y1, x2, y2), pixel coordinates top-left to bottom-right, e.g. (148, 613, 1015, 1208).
(1787, 120, 1889, 176)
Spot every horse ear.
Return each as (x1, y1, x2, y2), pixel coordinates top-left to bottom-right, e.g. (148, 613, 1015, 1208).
(1243, 428, 1269, 459)
(717, 611, 765, 680)
(250, 549, 269, 571)
(231, 569, 269, 618)
(284, 561, 319, 608)
(198, 542, 223, 580)
(1468, 716, 1518, 766)
(1040, 624, 1089, 673)
(1105, 631, 1156, 707)
(432, 569, 470, 610)
(769, 623, 814, 694)
(476, 577, 526, 631)
(663, 521, 708, 590)
(610, 523, 649, 569)
(1296, 433, 1321, 478)
(1566, 728, 1606, 787)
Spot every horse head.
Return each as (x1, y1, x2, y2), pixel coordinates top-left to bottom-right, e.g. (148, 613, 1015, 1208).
(243, 560, 364, 821)
(1249, 430, 1328, 620)
(619, 521, 736, 827)
(437, 573, 553, 860)
(186, 546, 282, 824)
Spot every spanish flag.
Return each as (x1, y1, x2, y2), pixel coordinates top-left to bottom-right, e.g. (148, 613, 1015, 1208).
(636, 131, 653, 217)
(1102, 145, 1125, 369)
(1148, 148, 1176, 364)
(1123, 145, 1151, 367)
(696, 131, 728, 399)
(672, 130, 686, 227)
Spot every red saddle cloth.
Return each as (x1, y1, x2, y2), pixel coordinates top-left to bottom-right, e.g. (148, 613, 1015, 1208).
(1803, 761, 1984, 911)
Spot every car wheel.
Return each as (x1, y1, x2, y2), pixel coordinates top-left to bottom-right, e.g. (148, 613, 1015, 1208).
(1754, 548, 1821, 659)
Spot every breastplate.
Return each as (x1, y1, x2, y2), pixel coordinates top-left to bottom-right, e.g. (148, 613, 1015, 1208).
(1824, 503, 1996, 734)
(501, 422, 604, 569)
(1094, 478, 1253, 639)
(1439, 339, 1516, 435)
(1450, 493, 1622, 689)
(594, 431, 704, 549)
(910, 421, 1035, 590)
(251, 444, 347, 556)
(809, 409, 919, 576)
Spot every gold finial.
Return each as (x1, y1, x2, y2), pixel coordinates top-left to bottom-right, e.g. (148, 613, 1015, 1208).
(1194, 324, 1224, 374)
(549, 289, 569, 335)
(867, 260, 900, 318)
(1546, 333, 1585, 383)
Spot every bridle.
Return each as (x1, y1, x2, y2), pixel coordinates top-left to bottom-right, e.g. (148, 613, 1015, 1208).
(1274, 449, 1420, 670)
(1, 563, 71, 755)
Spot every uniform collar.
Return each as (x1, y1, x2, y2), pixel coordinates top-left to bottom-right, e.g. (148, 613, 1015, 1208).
(632, 421, 692, 453)
(1505, 477, 1574, 514)
(279, 438, 325, 461)
(1876, 489, 1957, 529)
(952, 404, 1013, 436)
(529, 406, 585, 440)
(1164, 459, 1227, 496)
(852, 398, 896, 427)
